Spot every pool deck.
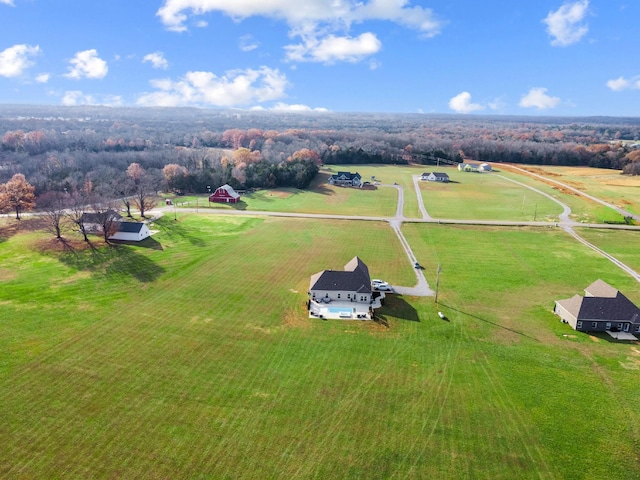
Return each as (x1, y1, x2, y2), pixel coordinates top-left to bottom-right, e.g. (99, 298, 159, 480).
(309, 294, 385, 320)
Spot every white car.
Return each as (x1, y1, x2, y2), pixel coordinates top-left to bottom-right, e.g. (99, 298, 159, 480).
(372, 281, 392, 291)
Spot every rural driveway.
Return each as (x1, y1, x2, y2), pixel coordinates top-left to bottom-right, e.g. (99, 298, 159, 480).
(505, 164, 640, 222)
(150, 171, 640, 287)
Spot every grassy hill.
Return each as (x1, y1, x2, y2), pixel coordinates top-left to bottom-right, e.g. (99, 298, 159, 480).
(2, 210, 640, 478)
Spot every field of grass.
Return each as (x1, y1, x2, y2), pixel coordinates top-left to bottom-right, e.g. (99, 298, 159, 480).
(2, 212, 640, 479)
(497, 167, 627, 224)
(173, 170, 399, 217)
(417, 168, 563, 221)
(522, 165, 640, 216)
(322, 164, 425, 218)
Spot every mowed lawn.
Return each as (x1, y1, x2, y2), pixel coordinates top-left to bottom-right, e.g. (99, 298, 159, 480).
(2, 214, 640, 478)
(177, 170, 398, 217)
(418, 168, 563, 221)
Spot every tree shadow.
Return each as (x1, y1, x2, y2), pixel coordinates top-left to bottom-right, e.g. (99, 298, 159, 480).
(59, 244, 164, 283)
(0, 221, 19, 243)
(157, 218, 206, 247)
(438, 302, 538, 341)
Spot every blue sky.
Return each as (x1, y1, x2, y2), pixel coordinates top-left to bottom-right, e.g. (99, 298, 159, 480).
(1, 0, 639, 116)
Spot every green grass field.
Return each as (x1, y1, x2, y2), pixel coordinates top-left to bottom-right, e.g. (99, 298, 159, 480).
(2, 211, 640, 479)
(417, 168, 563, 221)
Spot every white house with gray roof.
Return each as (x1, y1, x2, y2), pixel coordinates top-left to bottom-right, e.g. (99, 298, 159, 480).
(308, 256, 383, 320)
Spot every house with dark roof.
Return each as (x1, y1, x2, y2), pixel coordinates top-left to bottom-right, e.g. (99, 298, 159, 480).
(420, 172, 450, 182)
(554, 279, 640, 336)
(108, 222, 151, 242)
(328, 171, 362, 187)
(81, 210, 123, 232)
(308, 256, 383, 319)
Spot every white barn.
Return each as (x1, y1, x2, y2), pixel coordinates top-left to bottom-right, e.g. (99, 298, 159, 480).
(108, 222, 151, 242)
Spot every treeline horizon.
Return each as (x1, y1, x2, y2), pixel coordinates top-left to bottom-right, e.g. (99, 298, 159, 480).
(1, 105, 640, 201)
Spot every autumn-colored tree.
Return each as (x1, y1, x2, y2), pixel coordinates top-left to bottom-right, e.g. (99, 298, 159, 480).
(232, 147, 262, 166)
(126, 162, 144, 184)
(0, 173, 36, 220)
(162, 163, 187, 190)
(289, 148, 321, 166)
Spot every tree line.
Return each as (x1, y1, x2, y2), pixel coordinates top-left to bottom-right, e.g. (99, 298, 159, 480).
(1, 106, 639, 205)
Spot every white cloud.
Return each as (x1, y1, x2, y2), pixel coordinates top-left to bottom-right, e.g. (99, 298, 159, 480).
(137, 66, 289, 107)
(448, 91, 484, 114)
(35, 73, 50, 83)
(143, 51, 169, 69)
(0, 0, 15, 5)
(269, 102, 328, 112)
(239, 34, 259, 52)
(157, 0, 441, 34)
(519, 87, 561, 109)
(606, 76, 640, 91)
(61, 91, 123, 106)
(285, 32, 381, 63)
(156, 0, 441, 63)
(62, 90, 96, 106)
(65, 49, 108, 79)
(0, 44, 40, 78)
(543, 0, 589, 47)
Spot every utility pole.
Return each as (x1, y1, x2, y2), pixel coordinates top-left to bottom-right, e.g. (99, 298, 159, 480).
(435, 264, 441, 304)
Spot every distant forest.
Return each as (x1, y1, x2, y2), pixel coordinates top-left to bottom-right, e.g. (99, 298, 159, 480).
(1, 105, 640, 199)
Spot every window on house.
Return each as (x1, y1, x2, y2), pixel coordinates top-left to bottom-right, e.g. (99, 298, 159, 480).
(606, 322, 612, 330)
(337, 294, 341, 299)
(592, 322, 598, 328)
(577, 321, 583, 329)
(636, 325, 640, 333)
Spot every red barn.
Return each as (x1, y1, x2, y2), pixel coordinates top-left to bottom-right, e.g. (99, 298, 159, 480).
(209, 184, 240, 203)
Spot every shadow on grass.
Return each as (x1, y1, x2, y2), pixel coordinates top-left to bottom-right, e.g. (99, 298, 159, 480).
(110, 236, 164, 250)
(59, 244, 164, 282)
(438, 302, 538, 341)
(375, 294, 420, 325)
(157, 218, 206, 247)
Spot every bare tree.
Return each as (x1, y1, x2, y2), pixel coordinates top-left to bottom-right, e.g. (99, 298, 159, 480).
(91, 201, 121, 243)
(132, 180, 157, 218)
(39, 190, 69, 239)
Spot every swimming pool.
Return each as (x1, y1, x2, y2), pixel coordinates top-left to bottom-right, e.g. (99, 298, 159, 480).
(327, 307, 354, 317)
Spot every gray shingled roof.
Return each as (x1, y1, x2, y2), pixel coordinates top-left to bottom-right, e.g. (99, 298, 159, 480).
(578, 293, 640, 324)
(116, 222, 145, 233)
(310, 256, 372, 293)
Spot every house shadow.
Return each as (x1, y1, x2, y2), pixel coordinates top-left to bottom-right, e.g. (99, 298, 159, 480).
(110, 236, 164, 250)
(375, 294, 420, 324)
(438, 302, 537, 341)
(59, 244, 165, 283)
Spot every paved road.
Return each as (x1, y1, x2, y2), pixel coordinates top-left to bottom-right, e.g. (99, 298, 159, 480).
(412, 175, 432, 220)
